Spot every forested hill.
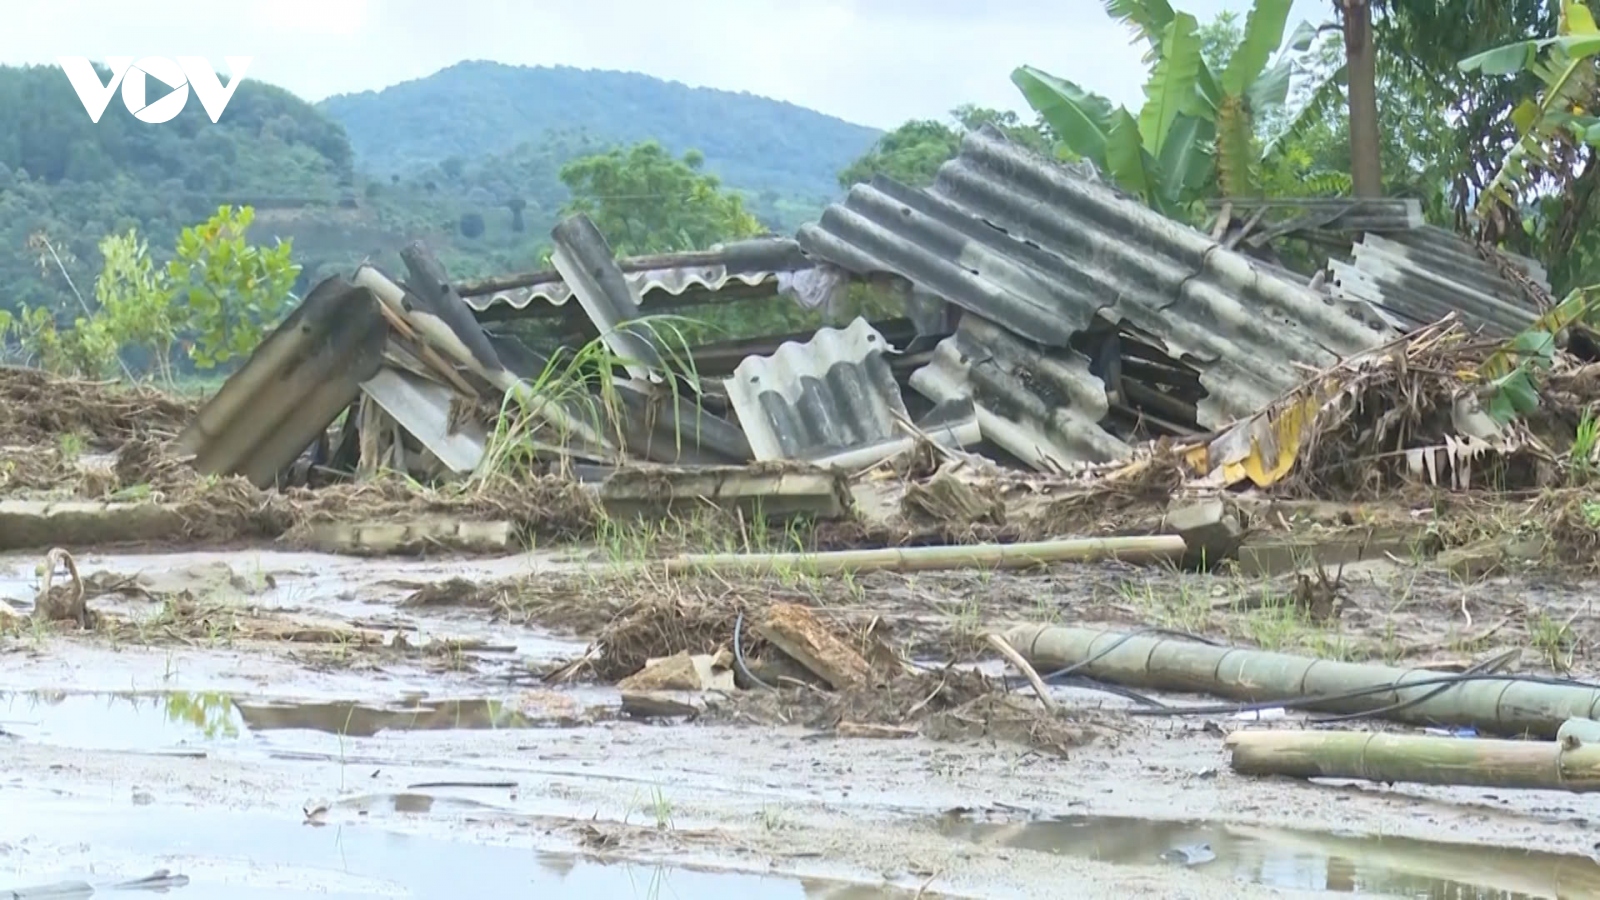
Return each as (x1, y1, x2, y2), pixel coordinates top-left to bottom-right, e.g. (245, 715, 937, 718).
(317, 61, 882, 201)
(0, 60, 884, 321)
(0, 63, 355, 310)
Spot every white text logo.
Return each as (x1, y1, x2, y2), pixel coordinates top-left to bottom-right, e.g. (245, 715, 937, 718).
(58, 57, 253, 124)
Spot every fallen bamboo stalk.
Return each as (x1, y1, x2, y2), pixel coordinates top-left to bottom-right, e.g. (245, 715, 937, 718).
(1226, 729, 1600, 791)
(1004, 624, 1600, 738)
(658, 535, 1186, 577)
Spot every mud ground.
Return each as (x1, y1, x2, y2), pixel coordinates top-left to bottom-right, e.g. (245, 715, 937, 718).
(4, 544, 1600, 898)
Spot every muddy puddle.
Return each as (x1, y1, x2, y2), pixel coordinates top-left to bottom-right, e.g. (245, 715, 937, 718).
(0, 792, 904, 899)
(0, 690, 595, 752)
(940, 811, 1600, 898)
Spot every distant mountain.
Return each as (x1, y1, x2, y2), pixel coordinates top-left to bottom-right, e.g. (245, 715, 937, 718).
(0, 59, 888, 338)
(317, 61, 883, 202)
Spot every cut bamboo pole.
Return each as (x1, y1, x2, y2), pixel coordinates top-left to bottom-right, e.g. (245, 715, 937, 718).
(1226, 729, 1600, 791)
(1004, 624, 1600, 738)
(658, 535, 1186, 577)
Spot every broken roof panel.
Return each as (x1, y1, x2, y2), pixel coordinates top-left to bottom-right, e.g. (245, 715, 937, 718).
(908, 314, 1131, 471)
(456, 237, 838, 315)
(1209, 197, 1427, 247)
(796, 126, 1395, 428)
(549, 213, 671, 382)
(726, 316, 975, 468)
(360, 366, 487, 475)
(178, 275, 388, 488)
(1327, 226, 1545, 338)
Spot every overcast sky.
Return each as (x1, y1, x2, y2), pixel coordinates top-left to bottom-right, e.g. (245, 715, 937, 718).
(7, 0, 1330, 130)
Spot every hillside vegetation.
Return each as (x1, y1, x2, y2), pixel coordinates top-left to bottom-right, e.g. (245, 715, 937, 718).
(317, 61, 881, 202)
(0, 60, 885, 320)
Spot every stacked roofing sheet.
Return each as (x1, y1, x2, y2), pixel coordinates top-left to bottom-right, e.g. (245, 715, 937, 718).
(1327, 225, 1548, 339)
(795, 125, 1396, 465)
(455, 237, 841, 316)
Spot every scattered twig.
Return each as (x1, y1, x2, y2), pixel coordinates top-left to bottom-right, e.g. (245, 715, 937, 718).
(986, 632, 1059, 714)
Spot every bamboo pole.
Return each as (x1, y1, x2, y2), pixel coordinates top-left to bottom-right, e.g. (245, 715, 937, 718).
(1226, 729, 1600, 791)
(1004, 624, 1600, 738)
(658, 535, 1187, 577)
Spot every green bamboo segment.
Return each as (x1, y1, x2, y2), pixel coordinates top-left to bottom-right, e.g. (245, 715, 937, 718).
(661, 534, 1187, 576)
(1004, 624, 1600, 737)
(1225, 729, 1600, 792)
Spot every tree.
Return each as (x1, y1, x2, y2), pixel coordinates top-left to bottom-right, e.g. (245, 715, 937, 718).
(837, 120, 961, 189)
(837, 106, 1054, 189)
(1012, 0, 1320, 217)
(557, 141, 763, 256)
(1458, 0, 1600, 283)
(168, 206, 300, 369)
(508, 196, 527, 232)
(1254, 27, 1452, 212)
(1340, 0, 1382, 196)
(95, 230, 178, 383)
(459, 211, 486, 239)
(1373, 0, 1557, 224)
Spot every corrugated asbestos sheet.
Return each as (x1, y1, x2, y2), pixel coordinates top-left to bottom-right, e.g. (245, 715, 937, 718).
(1212, 197, 1426, 247)
(485, 328, 752, 466)
(725, 316, 977, 468)
(550, 214, 671, 382)
(457, 237, 829, 315)
(1327, 225, 1547, 338)
(726, 317, 907, 466)
(796, 125, 1395, 435)
(178, 275, 388, 488)
(360, 367, 487, 474)
(909, 315, 1130, 470)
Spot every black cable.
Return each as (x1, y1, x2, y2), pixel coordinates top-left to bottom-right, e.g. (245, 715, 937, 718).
(731, 610, 775, 691)
(1009, 674, 1171, 708)
(1038, 626, 1224, 683)
(1125, 667, 1600, 719)
(1306, 649, 1518, 726)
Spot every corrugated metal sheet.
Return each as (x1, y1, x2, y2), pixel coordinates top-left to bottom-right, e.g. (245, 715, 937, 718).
(1327, 226, 1546, 338)
(725, 316, 978, 468)
(796, 125, 1395, 431)
(178, 275, 388, 488)
(457, 236, 824, 314)
(909, 314, 1130, 471)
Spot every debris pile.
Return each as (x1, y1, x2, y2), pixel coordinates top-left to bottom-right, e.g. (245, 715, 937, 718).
(591, 596, 1093, 755)
(161, 125, 1588, 512)
(7, 126, 1599, 566)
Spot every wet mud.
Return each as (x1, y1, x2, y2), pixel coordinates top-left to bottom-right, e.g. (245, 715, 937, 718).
(4, 545, 1599, 898)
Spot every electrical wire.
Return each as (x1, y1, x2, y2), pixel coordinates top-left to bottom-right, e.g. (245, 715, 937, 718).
(1124, 663, 1600, 721)
(1037, 626, 1225, 683)
(1307, 648, 1519, 726)
(731, 610, 775, 691)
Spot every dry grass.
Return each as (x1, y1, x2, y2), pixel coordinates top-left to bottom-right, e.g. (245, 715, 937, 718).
(0, 365, 194, 447)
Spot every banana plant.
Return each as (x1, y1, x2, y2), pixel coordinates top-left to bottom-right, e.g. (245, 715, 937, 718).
(1011, 0, 1318, 217)
(1459, 0, 1600, 217)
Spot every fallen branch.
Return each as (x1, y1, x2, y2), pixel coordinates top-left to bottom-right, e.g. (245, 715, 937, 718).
(986, 632, 1059, 714)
